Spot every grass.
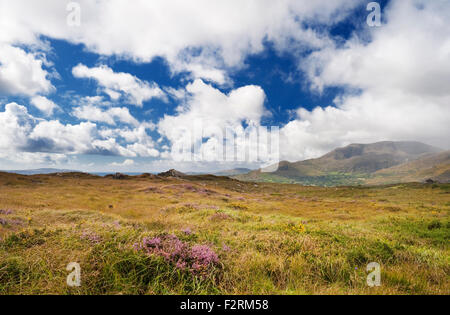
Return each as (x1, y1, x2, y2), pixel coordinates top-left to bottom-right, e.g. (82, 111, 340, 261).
(0, 172, 448, 295)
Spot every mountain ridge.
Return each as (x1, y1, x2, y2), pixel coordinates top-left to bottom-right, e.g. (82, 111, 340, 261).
(235, 141, 448, 186)
(1, 168, 79, 175)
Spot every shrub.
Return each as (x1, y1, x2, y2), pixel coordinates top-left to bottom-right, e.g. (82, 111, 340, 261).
(0, 257, 28, 285)
(0, 209, 13, 215)
(209, 212, 233, 222)
(80, 230, 102, 244)
(285, 223, 306, 234)
(428, 220, 442, 230)
(134, 234, 220, 277)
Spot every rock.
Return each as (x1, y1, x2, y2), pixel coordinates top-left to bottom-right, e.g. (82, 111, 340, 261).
(113, 173, 127, 180)
(157, 169, 186, 178)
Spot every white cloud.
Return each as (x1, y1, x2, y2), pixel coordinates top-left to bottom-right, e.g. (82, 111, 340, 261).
(29, 120, 99, 154)
(30, 96, 60, 116)
(158, 79, 266, 140)
(304, 1, 450, 96)
(74, 96, 113, 107)
(0, 102, 160, 162)
(0, 103, 36, 153)
(72, 105, 139, 126)
(0, 45, 54, 97)
(110, 159, 135, 167)
(72, 64, 166, 106)
(102, 125, 160, 158)
(279, 0, 450, 161)
(1, 0, 449, 170)
(0, 0, 361, 84)
(158, 79, 267, 161)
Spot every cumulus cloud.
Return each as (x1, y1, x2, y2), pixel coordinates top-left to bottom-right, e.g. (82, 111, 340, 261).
(1, 0, 449, 170)
(0, 102, 160, 162)
(158, 79, 269, 162)
(100, 125, 160, 158)
(279, 0, 450, 161)
(0, 0, 361, 84)
(30, 96, 60, 116)
(0, 45, 54, 97)
(110, 159, 135, 167)
(72, 64, 166, 106)
(72, 105, 139, 126)
(73, 96, 113, 108)
(159, 79, 266, 139)
(0, 103, 36, 153)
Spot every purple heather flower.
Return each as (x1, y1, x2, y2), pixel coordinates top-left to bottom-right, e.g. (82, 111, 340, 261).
(80, 231, 102, 244)
(143, 236, 162, 249)
(182, 227, 192, 235)
(0, 209, 13, 215)
(191, 245, 219, 266)
(134, 234, 219, 275)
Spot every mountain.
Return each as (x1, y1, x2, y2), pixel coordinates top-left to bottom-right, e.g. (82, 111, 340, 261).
(366, 150, 450, 185)
(1, 168, 78, 175)
(235, 141, 445, 186)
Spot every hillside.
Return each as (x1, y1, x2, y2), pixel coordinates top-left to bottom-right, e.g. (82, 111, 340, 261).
(0, 171, 448, 294)
(367, 151, 450, 185)
(214, 168, 253, 176)
(235, 141, 445, 186)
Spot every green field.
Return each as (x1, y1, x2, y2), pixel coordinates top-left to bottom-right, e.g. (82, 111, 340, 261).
(0, 172, 448, 295)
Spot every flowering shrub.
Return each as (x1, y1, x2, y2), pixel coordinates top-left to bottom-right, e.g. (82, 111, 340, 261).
(0, 218, 23, 226)
(209, 212, 233, 222)
(134, 234, 219, 276)
(190, 245, 219, 272)
(80, 230, 102, 244)
(285, 223, 306, 234)
(182, 227, 193, 235)
(0, 209, 13, 215)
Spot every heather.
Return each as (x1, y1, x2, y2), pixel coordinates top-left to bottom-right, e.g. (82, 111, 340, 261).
(0, 172, 448, 294)
(134, 234, 220, 276)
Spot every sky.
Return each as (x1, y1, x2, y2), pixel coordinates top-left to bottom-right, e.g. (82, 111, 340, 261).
(0, 0, 449, 173)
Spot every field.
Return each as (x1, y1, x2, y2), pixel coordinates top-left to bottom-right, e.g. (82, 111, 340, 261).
(0, 172, 448, 295)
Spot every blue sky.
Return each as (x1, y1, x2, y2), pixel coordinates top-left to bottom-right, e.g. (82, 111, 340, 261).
(0, 0, 448, 172)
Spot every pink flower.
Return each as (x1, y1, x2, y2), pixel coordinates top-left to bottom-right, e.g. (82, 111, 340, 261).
(182, 228, 192, 235)
(134, 234, 220, 275)
(80, 231, 102, 244)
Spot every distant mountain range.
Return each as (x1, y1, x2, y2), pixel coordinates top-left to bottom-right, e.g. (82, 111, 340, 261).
(213, 168, 253, 176)
(185, 168, 254, 176)
(234, 141, 450, 186)
(1, 168, 78, 175)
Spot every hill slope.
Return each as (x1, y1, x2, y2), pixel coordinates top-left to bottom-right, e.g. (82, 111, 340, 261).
(235, 141, 445, 186)
(214, 168, 253, 176)
(367, 151, 450, 184)
(0, 171, 448, 294)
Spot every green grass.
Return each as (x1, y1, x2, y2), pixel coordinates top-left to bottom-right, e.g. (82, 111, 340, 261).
(0, 173, 448, 295)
